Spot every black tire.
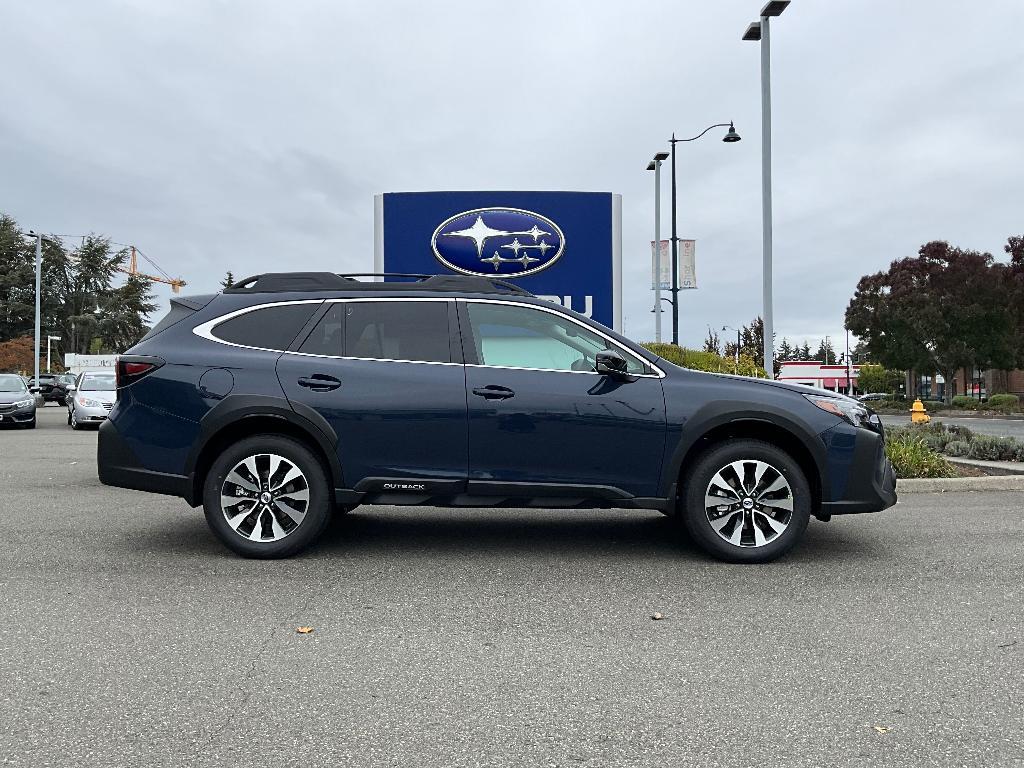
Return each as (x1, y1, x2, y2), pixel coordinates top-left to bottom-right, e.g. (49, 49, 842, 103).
(67, 409, 72, 425)
(70, 410, 81, 430)
(202, 434, 332, 558)
(680, 438, 811, 564)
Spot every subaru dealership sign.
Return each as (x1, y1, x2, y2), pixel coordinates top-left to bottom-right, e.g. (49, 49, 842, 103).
(374, 192, 622, 330)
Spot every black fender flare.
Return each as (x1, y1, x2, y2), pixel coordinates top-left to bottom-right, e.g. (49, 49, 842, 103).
(662, 401, 828, 499)
(184, 394, 343, 505)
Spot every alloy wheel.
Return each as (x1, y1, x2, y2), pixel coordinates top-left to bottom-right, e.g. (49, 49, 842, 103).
(220, 453, 310, 542)
(704, 459, 794, 548)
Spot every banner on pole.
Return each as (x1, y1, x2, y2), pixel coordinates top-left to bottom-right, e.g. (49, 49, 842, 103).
(679, 239, 697, 289)
(650, 240, 670, 290)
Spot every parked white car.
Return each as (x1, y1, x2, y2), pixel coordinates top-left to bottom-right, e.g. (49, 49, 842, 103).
(66, 371, 117, 430)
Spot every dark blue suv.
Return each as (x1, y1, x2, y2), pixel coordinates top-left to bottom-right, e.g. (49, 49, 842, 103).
(98, 272, 896, 562)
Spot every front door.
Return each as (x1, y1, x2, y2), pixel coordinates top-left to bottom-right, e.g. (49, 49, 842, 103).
(277, 298, 467, 493)
(459, 300, 667, 500)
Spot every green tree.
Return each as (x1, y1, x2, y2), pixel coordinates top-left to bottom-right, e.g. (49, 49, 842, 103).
(703, 327, 721, 355)
(857, 364, 903, 395)
(800, 341, 812, 360)
(221, 271, 235, 289)
(777, 337, 794, 362)
(98, 274, 157, 351)
(0, 215, 35, 342)
(813, 339, 836, 364)
(846, 240, 1015, 404)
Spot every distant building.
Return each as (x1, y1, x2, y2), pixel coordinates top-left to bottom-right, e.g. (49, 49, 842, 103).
(778, 361, 860, 394)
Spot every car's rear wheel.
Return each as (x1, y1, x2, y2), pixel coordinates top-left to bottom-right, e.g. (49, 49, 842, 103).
(70, 409, 81, 430)
(202, 434, 331, 558)
(681, 439, 811, 563)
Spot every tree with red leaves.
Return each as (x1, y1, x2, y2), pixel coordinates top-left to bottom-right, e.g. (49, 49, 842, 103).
(845, 240, 1015, 404)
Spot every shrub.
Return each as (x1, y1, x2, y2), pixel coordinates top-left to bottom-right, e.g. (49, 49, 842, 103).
(984, 393, 1020, 413)
(951, 396, 979, 410)
(885, 433, 956, 478)
(944, 440, 971, 457)
(640, 343, 766, 378)
(967, 435, 1020, 462)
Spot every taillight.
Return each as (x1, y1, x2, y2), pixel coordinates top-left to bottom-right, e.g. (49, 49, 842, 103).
(116, 356, 164, 388)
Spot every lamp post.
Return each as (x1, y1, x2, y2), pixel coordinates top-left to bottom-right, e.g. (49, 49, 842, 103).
(22, 231, 44, 392)
(646, 151, 670, 343)
(722, 325, 741, 373)
(668, 122, 741, 345)
(46, 335, 61, 373)
(743, 0, 789, 379)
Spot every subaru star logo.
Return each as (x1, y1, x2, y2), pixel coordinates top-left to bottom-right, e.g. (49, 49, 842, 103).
(431, 207, 565, 278)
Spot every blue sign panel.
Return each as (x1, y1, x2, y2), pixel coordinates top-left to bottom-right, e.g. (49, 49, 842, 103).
(375, 191, 622, 330)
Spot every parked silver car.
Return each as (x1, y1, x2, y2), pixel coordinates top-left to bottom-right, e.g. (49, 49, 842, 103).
(67, 372, 117, 430)
(0, 374, 37, 429)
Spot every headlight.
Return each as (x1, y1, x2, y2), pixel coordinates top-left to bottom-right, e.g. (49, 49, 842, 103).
(78, 397, 102, 407)
(804, 394, 880, 430)
(13, 398, 34, 409)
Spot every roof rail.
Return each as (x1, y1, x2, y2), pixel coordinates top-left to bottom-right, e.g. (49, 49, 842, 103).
(225, 272, 534, 296)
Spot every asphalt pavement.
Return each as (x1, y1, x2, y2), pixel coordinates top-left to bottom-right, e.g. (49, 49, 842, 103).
(882, 413, 1024, 440)
(1, 406, 1022, 767)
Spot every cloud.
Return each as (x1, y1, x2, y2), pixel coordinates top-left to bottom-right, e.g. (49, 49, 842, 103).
(1, 0, 1021, 350)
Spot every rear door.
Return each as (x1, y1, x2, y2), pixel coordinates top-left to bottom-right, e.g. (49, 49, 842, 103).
(277, 298, 468, 494)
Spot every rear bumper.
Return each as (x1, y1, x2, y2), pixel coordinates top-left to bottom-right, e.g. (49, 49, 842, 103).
(820, 428, 898, 516)
(98, 419, 193, 502)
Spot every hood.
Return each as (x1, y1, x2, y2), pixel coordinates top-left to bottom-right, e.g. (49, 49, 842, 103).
(0, 390, 32, 404)
(676, 367, 859, 402)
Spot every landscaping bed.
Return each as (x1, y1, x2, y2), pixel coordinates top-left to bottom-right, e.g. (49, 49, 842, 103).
(884, 421, 1024, 479)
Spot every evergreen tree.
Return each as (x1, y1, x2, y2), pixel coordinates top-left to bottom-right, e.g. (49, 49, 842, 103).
(800, 341, 812, 360)
(221, 271, 235, 289)
(777, 337, 794, 362)
(703, 327, 721, 355)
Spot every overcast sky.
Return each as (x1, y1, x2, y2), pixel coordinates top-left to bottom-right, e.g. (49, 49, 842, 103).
(2, 1, 1022, 351)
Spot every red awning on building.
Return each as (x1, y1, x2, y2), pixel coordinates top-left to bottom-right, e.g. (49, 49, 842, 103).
(823, 378, 836, 388)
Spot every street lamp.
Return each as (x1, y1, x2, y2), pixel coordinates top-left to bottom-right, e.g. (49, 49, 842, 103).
(722, 325, 741, 373)
(46, 336, 61, 373)
(743, 0, 790, 379)
(646, 150, 670, 343)
(668, 122, 741, 345)
(22, 231, 45, 392)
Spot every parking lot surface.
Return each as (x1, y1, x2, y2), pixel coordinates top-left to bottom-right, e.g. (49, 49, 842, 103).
(2, 406, 1022, 767)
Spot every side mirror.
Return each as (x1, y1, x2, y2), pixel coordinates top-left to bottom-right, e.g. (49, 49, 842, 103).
(29, 386, 40, 394)
(595, 350, 630, 380)
(67, 385, 76, 393)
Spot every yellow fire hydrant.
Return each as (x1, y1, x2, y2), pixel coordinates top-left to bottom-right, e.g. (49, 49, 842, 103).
(910, 398, 930, 424)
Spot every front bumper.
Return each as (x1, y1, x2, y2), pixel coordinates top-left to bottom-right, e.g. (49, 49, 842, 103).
(0, 403, 36, 424)
(74, 402, 114, 423)
(820, 425, 898, 515)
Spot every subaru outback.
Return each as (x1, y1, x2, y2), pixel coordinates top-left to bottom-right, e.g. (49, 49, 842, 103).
(98, 272, 896, 562)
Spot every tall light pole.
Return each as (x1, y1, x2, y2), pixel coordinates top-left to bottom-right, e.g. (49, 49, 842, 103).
(24, 231, 43, 389)
(743, 0, 789, 379)
(646, 151, 670, 343)
(668, 122, 741, 345)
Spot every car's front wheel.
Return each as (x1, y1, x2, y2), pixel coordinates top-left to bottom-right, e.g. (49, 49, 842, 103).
(681, 439, 811, 563)
(202, 434, 331, 558)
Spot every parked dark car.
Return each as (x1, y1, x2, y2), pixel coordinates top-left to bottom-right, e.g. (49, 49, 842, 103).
(0, 373, 37, 428)
(28, 373, 76, 404)
(98, 272, 896, 562)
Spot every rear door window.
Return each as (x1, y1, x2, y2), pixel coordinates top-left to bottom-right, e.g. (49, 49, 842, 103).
(324, 301, 451, 363)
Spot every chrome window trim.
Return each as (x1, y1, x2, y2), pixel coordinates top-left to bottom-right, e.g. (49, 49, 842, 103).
(458, 298, 665, 379)
(191, 295, 664, 378)
(191, 299, 326, 354)
(192, 296, 455, 362)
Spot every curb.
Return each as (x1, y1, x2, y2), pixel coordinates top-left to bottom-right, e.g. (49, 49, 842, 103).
(946, 457, 1024, 476)
(897, 476, 1024, 493)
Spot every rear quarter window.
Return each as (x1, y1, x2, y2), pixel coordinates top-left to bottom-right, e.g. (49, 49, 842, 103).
(212, 303, 320, 351)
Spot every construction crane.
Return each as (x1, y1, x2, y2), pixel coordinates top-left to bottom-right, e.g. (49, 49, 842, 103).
(120, 245, 186, 293)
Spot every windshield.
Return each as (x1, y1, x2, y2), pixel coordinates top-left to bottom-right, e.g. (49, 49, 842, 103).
(0, 375, 28, 393)
(80, 374, 116, 392)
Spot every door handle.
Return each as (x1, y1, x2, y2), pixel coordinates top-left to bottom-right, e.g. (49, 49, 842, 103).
(297, 375, 341, 392)
(472, 385, 515, 400)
